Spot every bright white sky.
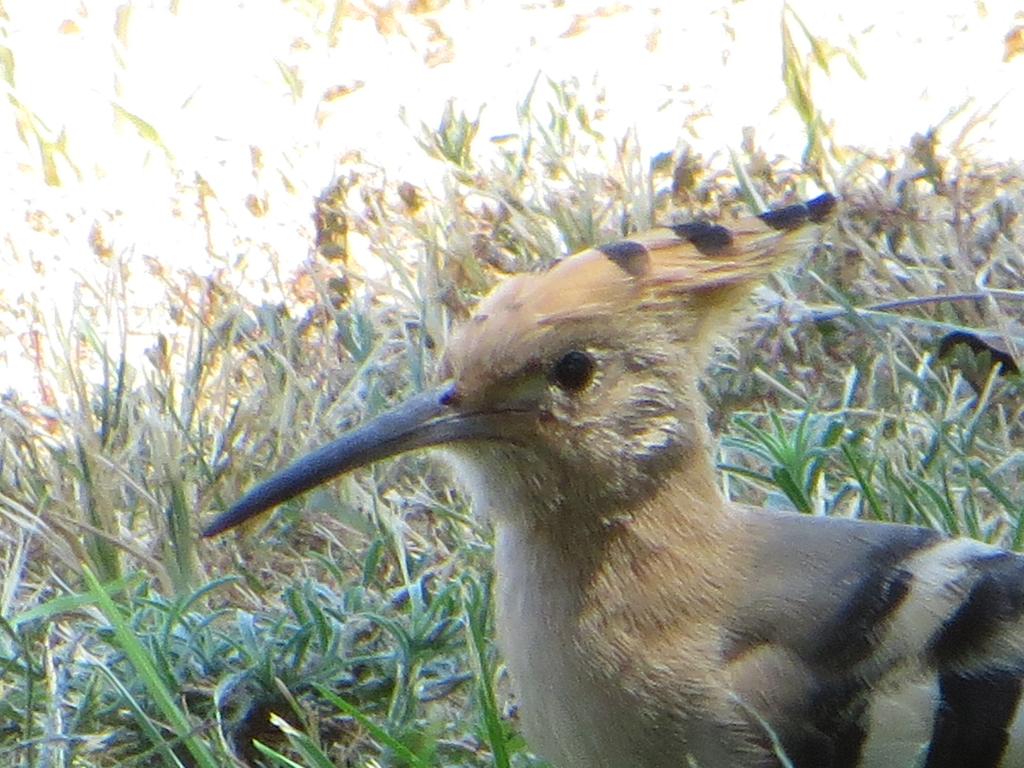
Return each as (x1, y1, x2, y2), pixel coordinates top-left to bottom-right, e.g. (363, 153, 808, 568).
(0, 1, 1021, 406)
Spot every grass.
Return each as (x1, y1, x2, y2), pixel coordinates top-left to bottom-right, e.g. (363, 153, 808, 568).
(3, 18, 1024, 768)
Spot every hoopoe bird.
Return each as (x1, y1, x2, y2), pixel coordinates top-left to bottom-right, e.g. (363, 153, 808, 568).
(204, 192, 1024, 768)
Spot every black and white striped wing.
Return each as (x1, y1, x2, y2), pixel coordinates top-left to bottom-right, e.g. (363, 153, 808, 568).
(726, 512, 1024, 768)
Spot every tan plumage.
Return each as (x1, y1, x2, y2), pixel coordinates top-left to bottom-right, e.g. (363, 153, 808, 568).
(204, 193, 1024, 768)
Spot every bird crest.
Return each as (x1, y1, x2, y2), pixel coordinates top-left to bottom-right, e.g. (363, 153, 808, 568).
(443, 193, 836, 385)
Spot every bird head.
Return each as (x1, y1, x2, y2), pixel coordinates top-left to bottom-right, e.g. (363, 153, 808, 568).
(202, 194, 834, 538)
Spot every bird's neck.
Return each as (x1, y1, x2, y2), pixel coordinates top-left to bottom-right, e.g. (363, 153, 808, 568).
(495, 443, 736, 614)
(492, 445, 741, 736)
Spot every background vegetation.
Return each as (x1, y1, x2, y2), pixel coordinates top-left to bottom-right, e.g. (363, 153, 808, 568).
(2, 4, 1023, 768)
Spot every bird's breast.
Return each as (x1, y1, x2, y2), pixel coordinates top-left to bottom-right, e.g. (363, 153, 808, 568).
(493, 522, 629, 767)
(491, 519, 756, 768)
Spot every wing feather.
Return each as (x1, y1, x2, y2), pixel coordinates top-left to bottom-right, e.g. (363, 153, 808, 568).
(724, 511, 1024, 767)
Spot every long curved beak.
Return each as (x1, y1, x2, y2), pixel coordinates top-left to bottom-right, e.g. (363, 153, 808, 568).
(202, 383, 492, 537)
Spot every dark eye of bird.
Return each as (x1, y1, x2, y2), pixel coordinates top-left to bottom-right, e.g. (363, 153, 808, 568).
(551, 350, 596, 393)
